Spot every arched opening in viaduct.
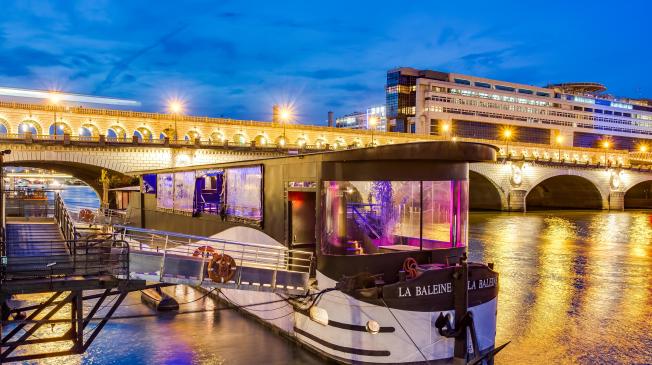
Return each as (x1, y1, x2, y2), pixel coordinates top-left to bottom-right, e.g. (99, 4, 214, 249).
(526, 175, 603, 210)
(469, 171, 503, 210)
(624, 180, 652, 209)
(4, 161, 137, 207)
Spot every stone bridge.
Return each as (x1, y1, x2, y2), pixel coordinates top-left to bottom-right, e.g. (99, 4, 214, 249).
(469, 161, 652, 211)
(0, 100, 651, 210)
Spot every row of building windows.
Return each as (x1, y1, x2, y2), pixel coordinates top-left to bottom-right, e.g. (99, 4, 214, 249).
(438, 80, 648, 112)
(439, 106, 652, 137)
(452, 79, 552, 98)
(429, 87, 652, 126)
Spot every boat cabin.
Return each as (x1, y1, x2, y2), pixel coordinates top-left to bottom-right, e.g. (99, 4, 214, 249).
(127, 142, 496, 280)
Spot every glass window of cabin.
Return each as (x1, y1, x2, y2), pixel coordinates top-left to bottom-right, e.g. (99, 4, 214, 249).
(320, 179, 468, 255)
(173, 172, 195, 212)
(193, 170, 224, 215)
(157, 173, 174, 209)
(225, 166, 263, 222)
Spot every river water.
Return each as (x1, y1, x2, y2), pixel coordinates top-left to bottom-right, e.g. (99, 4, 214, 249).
(6, 186, 652, 364)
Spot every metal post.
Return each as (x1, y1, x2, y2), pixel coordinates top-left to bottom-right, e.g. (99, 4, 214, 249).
(159, 235, 169, 281)
(453, 253, 469, 364)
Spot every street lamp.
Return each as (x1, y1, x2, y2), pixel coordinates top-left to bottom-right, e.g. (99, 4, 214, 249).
(502, 128, 513, 158)
(49, 92, 60, 138)
(602, 140, 610, 166)
(555, 134, 564, 162)
(279, 106, 293, 147)
(441, 123, 450, 140)
(368, 116, 378, 146)
(639, 144, 648, 153)
(167, 100, 184, 142)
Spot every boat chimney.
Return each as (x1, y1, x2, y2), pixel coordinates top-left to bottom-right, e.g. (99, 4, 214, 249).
(272, 104, 280, 124)
(328, 111, 334, 127)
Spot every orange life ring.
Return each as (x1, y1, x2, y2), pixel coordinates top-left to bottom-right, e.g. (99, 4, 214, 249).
(79, 209, 95, 223)
(193, 245, 215, 257)
(403, 257, 419, 279)
(207, 253, 237, 283)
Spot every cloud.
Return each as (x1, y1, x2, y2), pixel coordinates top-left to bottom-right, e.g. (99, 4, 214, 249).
(93, 23, 189, 93)
(0, 46, 65, 76)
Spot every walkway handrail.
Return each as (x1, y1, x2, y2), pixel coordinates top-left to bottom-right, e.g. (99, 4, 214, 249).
(54, 193, 79, 244)
(114, 225, 314, 276)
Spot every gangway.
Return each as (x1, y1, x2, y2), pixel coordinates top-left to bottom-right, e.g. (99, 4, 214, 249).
(0, 193, 144, 363)
(114, 225, 314, 295)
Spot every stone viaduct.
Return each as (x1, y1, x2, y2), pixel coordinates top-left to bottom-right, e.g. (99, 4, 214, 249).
(0, 101, 651, 210)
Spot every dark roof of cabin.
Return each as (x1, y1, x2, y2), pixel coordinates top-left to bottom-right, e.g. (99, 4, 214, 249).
(130, 141, 497, 175)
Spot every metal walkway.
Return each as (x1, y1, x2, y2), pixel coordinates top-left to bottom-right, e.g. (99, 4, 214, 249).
(115, 225, 314, 295)
(5, 222, 66, 255)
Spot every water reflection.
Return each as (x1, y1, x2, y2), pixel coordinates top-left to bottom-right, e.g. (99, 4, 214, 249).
(5, 208, 651, 364)
(469, 211, 652, 364)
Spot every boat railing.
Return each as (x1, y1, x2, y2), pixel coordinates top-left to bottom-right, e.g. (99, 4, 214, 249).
(54, 193, 80, 241)
(1, 237, 130, 281)
(113, 225, 314, 289)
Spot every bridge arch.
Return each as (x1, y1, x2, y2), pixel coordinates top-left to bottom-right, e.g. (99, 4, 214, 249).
(210, 131, 226, 143)
(134, 127, 153, 141)
(624, 179, 652, 209)
(0, 118, 9, 134)
(79, 123, 100, 137)
(233, 132, 248, 145)
(159, 128, 175, 140)
(49, 122, 72, 135)
(253, 134, 268, 146)
(107, 126, 127, 140)
(295, 135, 308, 147)
(4, 159, 134, 196)
(333, 137, 346, 149)
(526, 175, 604, 210)
(469, 170, 506, 210)
(18, 120, 41, 135)
(315, 137, 327, 148)
(185, 130, 200, 142)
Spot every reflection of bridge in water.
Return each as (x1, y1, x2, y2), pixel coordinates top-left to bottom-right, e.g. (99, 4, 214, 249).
(0, 101, 651, 211)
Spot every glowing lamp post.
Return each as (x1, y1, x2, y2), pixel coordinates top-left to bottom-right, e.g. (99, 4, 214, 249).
(279, 106, 293, 147)
(503, 128, 513, 158)
(555, 134, 564, 162)
(441, 123, 450, 140)
(602, 140, 610, 166)
(368, 116, 378, 146)
(639, 144, 648, 153)
(49, 92, 60, 138)
(168, 100, 184, 142)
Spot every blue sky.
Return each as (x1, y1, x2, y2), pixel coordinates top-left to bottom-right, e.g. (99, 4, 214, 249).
(1, 0, 650, 124)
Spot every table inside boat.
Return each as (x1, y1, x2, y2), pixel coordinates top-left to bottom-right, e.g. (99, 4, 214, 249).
(378, 244, 420, 253)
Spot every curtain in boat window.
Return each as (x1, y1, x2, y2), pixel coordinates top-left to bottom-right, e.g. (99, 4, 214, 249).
(225, 165, 262, 222)
(157, 173, 174, 209)
(174, 171, 196, 212)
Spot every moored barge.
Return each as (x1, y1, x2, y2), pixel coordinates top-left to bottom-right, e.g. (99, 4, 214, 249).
(124, 141, 500, 364)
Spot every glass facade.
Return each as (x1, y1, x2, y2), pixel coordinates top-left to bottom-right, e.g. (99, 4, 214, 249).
(386, 70, 417, 132)
(321, 179, 467, 255)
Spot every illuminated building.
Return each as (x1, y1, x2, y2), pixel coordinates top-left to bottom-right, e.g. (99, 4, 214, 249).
(386, 67, 652, 150)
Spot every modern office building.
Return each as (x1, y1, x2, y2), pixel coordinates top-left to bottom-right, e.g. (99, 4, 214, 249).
(335, 111, 366, 129)
(385, 67, 652, 150)
(366, 105, 386, 132)
(335, 106, 387, 131)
